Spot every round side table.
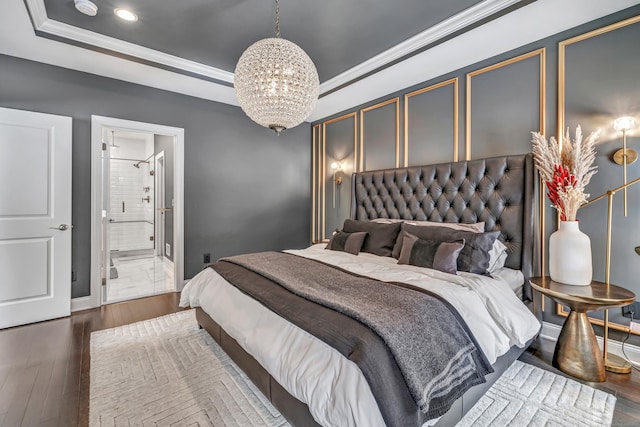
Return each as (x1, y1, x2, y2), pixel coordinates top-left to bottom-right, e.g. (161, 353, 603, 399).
(529, 276, 635, 382)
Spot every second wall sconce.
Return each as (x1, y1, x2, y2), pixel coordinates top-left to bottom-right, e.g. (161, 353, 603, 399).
(613, 116, 637, 216)
(330, 161, 343, 208)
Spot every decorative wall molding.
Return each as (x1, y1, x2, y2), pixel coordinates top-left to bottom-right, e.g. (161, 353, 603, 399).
(465, 47, 546, 160)
(403, 78, 459, 167)
(557, 14, 640, 139)
(312, 125, 322, 243)
(359, 98, 400, 171)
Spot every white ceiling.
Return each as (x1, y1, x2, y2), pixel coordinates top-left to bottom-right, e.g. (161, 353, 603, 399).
(0, 0, 637, 122)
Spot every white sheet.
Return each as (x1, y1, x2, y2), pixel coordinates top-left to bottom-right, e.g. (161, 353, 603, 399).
(180, 245, 540, 427)
(491, 267, 525, 300)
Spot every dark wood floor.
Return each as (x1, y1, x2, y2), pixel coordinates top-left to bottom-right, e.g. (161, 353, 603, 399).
(0, 292, 639, 426)
(0, 293, 182, 427)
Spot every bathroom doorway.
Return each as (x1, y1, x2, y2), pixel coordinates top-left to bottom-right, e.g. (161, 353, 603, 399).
(102, 128, 174, 302)
(89, 116, 184, 309)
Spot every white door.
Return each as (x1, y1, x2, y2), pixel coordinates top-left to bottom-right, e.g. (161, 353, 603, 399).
(0, 107, 72, 329)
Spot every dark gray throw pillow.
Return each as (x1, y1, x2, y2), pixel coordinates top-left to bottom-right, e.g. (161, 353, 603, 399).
(326, 231, 368, 255)
(397, 233, 464, 274)
(393, 224, 500, 274)
(342, 219, 401, 257)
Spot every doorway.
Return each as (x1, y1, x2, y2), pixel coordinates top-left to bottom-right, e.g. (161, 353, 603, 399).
(90, 116, 184, 308)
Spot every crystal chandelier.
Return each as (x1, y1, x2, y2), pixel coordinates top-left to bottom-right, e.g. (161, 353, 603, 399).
(234, 0, 319, 135)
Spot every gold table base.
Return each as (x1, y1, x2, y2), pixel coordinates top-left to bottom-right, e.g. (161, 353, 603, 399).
(553, 310, 605, 382)
(530, 276, 635, 382)
(605, 352, 632, 374)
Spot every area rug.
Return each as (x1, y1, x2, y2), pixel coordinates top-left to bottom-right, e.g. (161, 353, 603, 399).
(89, 310, 289, 426)
(457, 360, 616, 427)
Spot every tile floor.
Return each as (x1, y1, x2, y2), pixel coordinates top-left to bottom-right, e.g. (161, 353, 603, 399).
(106, 254, 174, 302)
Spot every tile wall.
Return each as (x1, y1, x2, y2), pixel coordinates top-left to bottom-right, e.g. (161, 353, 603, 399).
(108, 135, 155, 253)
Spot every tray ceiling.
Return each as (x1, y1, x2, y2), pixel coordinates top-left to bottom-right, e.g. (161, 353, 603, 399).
(30, 0, 527, 92)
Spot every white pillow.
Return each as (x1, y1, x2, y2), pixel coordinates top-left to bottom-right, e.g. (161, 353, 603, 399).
(488, 239, 508, 273)
(371, 218, 485, 233)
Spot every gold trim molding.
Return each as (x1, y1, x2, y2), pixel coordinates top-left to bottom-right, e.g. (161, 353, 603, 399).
(312, 125, 321, 243)
(557, 14, 640, 143)
(360, 98, 400, 171)
(465, 48, 546, 161)
(404, 78, 459, 167)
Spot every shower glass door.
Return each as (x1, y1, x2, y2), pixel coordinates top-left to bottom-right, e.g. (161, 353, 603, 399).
(103, 130, 156, 302)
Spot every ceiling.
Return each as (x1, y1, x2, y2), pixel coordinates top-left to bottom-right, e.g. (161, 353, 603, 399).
(1, 0, 638, 121)
(41, 0, 485, 85)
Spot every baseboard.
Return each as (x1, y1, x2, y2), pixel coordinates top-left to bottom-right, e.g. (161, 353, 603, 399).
(71, 296, 97, 312)
(541, 321, 640, 366)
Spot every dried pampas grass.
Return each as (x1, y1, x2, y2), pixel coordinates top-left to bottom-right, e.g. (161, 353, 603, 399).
(531, 126, 600, 221)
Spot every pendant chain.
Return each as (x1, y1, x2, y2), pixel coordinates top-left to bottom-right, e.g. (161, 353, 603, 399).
(275, 0, 280, 38)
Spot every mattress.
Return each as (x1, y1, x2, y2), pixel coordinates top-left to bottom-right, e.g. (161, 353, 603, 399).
(180, 245, 539, 426)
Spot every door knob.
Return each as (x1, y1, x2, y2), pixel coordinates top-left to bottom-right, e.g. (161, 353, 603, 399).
(50, 224, 70, 231)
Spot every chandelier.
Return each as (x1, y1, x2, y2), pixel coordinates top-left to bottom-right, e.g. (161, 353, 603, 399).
(234, 0, 319, 135)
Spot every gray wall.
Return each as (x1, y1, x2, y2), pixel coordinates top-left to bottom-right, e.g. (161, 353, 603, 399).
(154, 134, 175, 261)
(0, 54, 311, 298)
(312, 4, 640, 345)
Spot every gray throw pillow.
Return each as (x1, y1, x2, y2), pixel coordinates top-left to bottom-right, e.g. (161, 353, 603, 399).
(393, 224, 500, 274)
(397, 233, 464, 274)
(326, 231, 368, 255)
(342, 219, 401, 257)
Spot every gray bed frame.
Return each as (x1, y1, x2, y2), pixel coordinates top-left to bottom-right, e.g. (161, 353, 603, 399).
(196, 153, 537, 426)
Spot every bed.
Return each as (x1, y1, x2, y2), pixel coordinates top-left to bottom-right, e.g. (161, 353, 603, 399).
(180, 153, 541, 426)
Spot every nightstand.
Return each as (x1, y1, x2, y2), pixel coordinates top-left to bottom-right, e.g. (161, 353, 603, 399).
(529, 276, 635, 382)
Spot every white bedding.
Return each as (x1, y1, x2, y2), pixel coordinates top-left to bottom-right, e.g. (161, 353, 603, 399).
(180, 245, 540, 427)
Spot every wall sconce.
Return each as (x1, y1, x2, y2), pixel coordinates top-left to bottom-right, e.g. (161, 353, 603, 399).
(613, 116, 637, 216)
(330, 161, 343, 208)
(330, 161, 343, 185)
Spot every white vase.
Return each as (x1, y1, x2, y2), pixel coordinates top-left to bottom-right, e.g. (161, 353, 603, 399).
(549, 221, 592, 285)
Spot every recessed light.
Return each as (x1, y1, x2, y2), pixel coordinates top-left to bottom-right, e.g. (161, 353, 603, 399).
(114, 8, 138, 22)
(74, 0, 98, 17)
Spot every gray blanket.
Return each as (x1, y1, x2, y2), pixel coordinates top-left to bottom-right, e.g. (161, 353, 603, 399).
(214, 252, 492, 425)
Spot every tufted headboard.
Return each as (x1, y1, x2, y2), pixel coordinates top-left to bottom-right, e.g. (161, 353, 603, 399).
(350, 154, 535, 298)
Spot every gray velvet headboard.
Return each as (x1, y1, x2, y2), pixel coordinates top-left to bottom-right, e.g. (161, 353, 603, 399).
(350, 154, 535, 299)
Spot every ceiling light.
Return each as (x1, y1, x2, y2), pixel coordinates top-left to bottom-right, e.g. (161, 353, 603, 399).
(74, 0, 98, 17)
(234, 0, 319, 135)
(114, 8, 138, 22)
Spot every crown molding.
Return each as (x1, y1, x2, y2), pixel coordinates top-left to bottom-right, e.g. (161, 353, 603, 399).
(24, 0, 235, 84)
(24, 0, 519, 93)
(319, 0, 521, 94)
